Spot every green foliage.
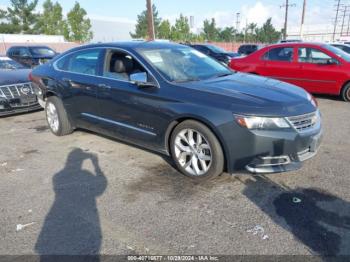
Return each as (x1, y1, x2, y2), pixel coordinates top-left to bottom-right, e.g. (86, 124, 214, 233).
(35, 0, 66, 35)
(0, 8, 16, 33)
(158, 19, 172, 40)
(255, 18, 282, 43)
(0, 0, 92, 42)
(171, 14, 191, 41)
(130, 4, 161, 39)
(6, 0, 39, 33)
(219, 27, 236, 42)
(131, 4, 282, 44)
(203, 18, 219, 41)
(64, 2, 93, 42)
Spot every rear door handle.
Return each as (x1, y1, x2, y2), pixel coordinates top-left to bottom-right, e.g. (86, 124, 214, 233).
(98, 84, 111, 90)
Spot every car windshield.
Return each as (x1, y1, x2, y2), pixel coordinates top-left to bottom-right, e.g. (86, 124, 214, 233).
(0, 57, 25, 70)
(138, 47, 233, 83)
(206, 45, 227, 53)
(29, 47, 56, 56)
(323, 44, 350, 62)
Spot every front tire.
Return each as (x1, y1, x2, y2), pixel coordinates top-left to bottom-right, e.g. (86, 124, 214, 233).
(45, 96, 73, 136)
(170, 120, 224, 180)
(341, 83, 350, 102)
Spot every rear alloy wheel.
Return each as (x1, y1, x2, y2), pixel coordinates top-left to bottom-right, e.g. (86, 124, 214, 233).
(341, 83, 350, 102)
(170, 120, 224, 180)
(45, 96, 73, 136)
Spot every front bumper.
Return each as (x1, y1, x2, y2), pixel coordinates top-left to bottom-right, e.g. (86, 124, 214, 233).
(223, 117, 323, 174)
(245, 130, 322, 173)
(0, 98, 41, 116)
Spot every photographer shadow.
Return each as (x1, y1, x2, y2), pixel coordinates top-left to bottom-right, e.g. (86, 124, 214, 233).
(35, 148, 107, 261)
(241, 176, 350, 256)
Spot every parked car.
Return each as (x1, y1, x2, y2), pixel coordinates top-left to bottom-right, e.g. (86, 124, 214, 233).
(0, 56, 41, 116)
(330, 43, 350, 54)
(237, 44, 263, 56)
(31, 42, 322, 179)
(190, 44, 240, 65)
(230, 42, 350, 102)
(7, 45, 57, 68)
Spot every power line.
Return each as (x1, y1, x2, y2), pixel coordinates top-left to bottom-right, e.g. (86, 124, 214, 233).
(281, 0, 296, 40)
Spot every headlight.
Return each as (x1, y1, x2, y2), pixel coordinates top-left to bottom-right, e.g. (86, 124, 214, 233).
(235, 115, 290, 129)
(307, 93, 318, 107)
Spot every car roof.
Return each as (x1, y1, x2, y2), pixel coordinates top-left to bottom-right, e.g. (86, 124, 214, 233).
(264, 42, 326, 49)
(59, 41, 189, 55)
(8, 45, 53, 49)
(91, 41, 185, 49)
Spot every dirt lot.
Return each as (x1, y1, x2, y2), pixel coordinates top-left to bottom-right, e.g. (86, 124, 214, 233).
(0, 96, 349, 257)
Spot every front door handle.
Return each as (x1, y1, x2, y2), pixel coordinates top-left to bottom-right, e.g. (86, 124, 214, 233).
(98, 84, 111, 90)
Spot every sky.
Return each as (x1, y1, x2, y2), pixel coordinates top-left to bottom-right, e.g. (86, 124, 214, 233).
(0, 0, 336, 41)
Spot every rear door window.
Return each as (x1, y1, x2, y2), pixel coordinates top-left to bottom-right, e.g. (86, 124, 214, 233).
(263, 47, 294, 62)
(56, 49, 103, 76)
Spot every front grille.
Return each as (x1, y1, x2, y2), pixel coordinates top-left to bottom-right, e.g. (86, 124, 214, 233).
(287, 111, 319, 133)
(0, 83, 34, 99)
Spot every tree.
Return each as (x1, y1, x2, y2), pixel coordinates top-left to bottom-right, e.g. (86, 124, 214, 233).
(171, 14, 191, 41)
(6, 0, 38, 33)
(0, 9, 15, 33)
(64, 2, 93, 42)
(130, 4, 161, 39)
(256, 18, 281, 43)
(158, 19, 172, 40)
(35, 0, 65, 35)
(219, 27, 236, 42)
(203, 18, 219, 41)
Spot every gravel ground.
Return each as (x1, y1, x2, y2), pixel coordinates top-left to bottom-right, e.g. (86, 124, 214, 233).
(0, 96, 349, 257)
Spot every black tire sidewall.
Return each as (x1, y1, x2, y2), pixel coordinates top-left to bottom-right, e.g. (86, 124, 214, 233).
(170, 120, 224, 180)
(342, 84, 350, 102)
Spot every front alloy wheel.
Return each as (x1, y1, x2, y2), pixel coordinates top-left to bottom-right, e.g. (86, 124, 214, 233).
(170, 120, 224, 179)
(174, 129, 212, 176)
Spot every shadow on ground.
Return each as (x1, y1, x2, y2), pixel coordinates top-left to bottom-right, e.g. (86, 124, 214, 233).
(240, 175, 350, 256)
(35, 148, 107, 261)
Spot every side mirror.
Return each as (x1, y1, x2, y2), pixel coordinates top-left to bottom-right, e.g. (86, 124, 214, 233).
(130, 72, 157, 88)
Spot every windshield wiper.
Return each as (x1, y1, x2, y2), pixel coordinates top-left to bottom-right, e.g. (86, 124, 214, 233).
(216, 72, 234, 78)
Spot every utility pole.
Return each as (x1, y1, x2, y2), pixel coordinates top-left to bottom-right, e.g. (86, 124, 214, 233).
(333, 0, 341, 41)
(281, 0, 296, 40)
(146, 0, 155, 41)
(341, 6, 348, 36)
(300, 0, 306, 39)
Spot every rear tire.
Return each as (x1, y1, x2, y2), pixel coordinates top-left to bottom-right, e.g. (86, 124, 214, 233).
(341, 83, 350, 102)
(170, 120, 224, 180)
(45, 96, 73, 136)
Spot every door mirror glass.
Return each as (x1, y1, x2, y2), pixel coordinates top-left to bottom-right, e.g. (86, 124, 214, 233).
(130, 72, 157, 88)
(130, 72, 147, 84)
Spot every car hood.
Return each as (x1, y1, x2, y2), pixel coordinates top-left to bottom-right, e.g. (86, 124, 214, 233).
(0, 69, 31, 85)
(176, 73, 316, 117)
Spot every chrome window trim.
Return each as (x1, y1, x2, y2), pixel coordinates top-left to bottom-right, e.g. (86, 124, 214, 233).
(52, 46, 160, 88)
(81, 113, 157, 137)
